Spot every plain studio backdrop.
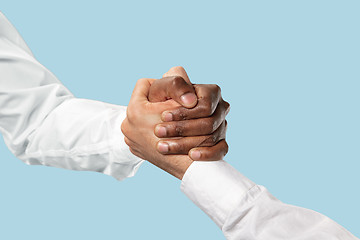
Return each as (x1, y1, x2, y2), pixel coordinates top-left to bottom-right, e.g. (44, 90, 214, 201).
(0, 1, 359, 239)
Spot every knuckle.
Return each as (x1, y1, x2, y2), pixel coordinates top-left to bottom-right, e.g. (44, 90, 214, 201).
(171, 108, 189, 120)
(223, 141, 229, 155)
(127, 105, 142, 122)
(179, 112, 188, 120)
(215, 85, 222, 94)
(203, 118, 216, 133)
(202, 134, 218, 146)
(223, 120, 228, 133)
(175, 141, 186, 153)
(175, 123, 185, 136)
(177, 109, 189, 120)
(168, 121, 186, 136)
(210, 133, 218, 144)
(199, 101, 213, 116)
(223, 100, 230, 113)
(211, 118, 217, 132)
(170, 75, 186, 88)
(216, 121, 227, 140)
(210, 84, 221, 93)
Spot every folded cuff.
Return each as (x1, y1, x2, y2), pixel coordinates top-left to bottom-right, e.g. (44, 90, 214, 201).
(181, 160, 255, 228)
(107, 105, 144, 181)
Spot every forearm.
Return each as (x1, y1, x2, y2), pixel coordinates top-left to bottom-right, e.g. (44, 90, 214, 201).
(21, 99, 143, 180)
(181, 160, 358, 239)
(0, 12, 143, 180)
(181, 160, 255, 227)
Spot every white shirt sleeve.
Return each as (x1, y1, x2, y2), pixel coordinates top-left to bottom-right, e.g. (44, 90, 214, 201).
(181, 160, 358, 240)
(0, 12, 144, 181)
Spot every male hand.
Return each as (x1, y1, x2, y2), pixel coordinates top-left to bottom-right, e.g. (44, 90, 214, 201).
(149, 67, 230, 161)
(121, 66, 230, 179)
(121, 76, 193, 179)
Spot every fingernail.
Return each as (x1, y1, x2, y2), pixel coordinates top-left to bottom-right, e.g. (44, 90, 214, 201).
(180, 93, 197, 107)
(190, 150, 201, 160)
(155, 125, 167, 137)
(162, 111, 173, 122)
(157, 142, 169, 153)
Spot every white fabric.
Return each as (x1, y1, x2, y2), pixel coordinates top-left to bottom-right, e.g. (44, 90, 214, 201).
(181, 160, 358, 240)
(1, 11, 358, 240)
(0, 12, 144, 181)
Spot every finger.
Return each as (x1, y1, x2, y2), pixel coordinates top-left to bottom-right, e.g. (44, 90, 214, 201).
(128, 77, 180, 117)
(129, 78, 156, 103)
(155, 100, 226, 137)
(163, 66, 191, 84)
(156, 121, 227, 155)
(161, 84, 229, 121)
(224, 100, 230, 116)
(163, 97, 230, 122)
(189, 139, 229, 161)
(148, 76, 197, 108)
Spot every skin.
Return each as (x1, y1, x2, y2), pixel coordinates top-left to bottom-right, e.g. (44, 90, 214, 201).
(150, 80, 230, 161)
(121, 67, 229, 179)
(121, 77, 192, 179)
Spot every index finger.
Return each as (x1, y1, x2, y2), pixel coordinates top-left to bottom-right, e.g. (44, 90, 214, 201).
(148, 76, 198, 108)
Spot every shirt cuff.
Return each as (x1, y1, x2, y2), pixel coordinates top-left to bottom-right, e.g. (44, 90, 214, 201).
(180, 160, 255, 228)
(104, 104, 145, 181)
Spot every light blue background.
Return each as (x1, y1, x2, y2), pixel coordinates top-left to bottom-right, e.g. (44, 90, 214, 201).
(1, 1, 359, 239)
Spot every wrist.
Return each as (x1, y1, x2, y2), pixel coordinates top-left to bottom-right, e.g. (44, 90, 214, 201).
(176, 159, 193, 180)
(151, 155, 193, 180)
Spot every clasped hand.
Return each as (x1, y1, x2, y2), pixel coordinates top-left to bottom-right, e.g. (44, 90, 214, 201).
(121, 67, 230, 179)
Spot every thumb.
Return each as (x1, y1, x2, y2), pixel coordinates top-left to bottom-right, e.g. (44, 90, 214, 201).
(148, 66, 197, 108)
